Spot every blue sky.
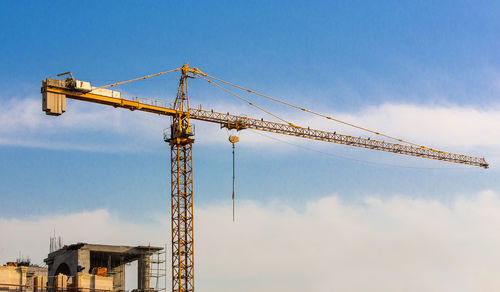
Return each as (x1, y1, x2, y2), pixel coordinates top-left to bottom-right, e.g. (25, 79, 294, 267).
(1, 1, 500, 291)
(1, 0, 498, 216)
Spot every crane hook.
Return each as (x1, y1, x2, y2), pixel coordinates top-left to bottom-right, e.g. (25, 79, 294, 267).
(229, 135, 239, 222)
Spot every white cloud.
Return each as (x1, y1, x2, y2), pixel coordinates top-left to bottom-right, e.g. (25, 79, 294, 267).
(329, 103, 500, 149)
(0, 97, 170, 152)
(1, 191, 500, 292)
(0, 97, 498, 164)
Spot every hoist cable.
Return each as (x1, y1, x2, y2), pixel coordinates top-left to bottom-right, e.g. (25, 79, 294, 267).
(232, 142, 235, 222)
(198, 75, 298, 127)
(93, 67, 182, 90)
(197, 71, 431, 150)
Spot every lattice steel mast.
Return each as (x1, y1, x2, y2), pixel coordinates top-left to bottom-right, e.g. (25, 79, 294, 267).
(165, 64, 195, 292)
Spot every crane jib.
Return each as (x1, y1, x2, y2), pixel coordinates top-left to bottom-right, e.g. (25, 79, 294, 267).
(188, 108, 488, 168)
(41, 78, 488, 169)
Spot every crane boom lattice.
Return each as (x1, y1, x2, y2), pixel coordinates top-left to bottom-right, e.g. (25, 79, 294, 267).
(188, 108, 488, 168)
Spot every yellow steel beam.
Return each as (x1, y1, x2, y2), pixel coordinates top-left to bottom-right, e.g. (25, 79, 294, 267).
(43, 80, 177, 116)
(41, 78, 489, 168)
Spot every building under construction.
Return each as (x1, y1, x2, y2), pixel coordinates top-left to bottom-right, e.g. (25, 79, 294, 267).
(0, 243, 166, 292)
(0, 262, 47, 292)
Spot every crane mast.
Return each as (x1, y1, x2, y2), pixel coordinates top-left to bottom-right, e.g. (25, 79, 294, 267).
(166, 65, 195, 292)
(40, 64, 489, 292)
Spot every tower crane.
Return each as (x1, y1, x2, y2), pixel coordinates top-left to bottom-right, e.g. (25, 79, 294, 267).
(41, 64, 488, 292)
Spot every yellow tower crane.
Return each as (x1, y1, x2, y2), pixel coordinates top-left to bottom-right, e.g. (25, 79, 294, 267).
(41, 64, 488, 292)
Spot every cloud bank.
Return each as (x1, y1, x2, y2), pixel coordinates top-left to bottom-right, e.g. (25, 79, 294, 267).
(0, 96, 498, 166)
(1, 191, 500, 292)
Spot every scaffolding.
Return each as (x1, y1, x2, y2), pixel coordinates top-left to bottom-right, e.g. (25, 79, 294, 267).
(149, 245, 167, 292)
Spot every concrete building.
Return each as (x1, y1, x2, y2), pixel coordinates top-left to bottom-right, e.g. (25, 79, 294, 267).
(0, 264, 47, 292)
(44, 243, 163, 292)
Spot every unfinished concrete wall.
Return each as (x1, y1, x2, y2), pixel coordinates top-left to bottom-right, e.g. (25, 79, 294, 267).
(25, 267, 47, 292)
(33, 276, 47, 292)
(75, 273, 113, 291)
(0, 266, 26, 292)
(52, 274, 68, 291)
(0, 266, 47, 292)
(48, 249, 78, 278)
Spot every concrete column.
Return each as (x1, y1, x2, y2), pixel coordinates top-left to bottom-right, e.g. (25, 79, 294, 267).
(137, 255, 151, 291)
(77, 250, 90, 274)
(111, 262, 125, 292)
(18, 267, 27, 292)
